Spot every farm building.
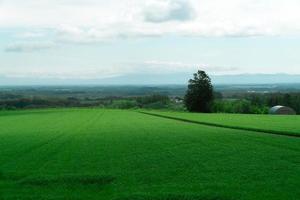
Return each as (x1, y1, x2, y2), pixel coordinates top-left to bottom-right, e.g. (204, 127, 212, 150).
(269, 105, 296, 115)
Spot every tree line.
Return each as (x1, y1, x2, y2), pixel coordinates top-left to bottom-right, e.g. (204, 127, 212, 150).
(0, 70, 299, 114)
(0, 95, 175, 110)
(184, 70, 299, 114)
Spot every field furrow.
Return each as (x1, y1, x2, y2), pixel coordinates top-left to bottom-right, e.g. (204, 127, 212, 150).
(140, 110, 300, 137)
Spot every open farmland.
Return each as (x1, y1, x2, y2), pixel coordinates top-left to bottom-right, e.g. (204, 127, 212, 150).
(0, 109, 299, 200)
(142, 110, 300, 137)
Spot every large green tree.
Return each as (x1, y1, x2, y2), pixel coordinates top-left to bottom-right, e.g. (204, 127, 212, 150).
(184, 70, 214, 112)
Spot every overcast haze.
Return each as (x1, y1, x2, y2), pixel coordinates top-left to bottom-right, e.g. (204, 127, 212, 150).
(1, 0, 300, 84)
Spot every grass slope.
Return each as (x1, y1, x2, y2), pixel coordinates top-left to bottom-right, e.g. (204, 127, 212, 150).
(0, 109, 299, 200)
(142, 110, 300, 137)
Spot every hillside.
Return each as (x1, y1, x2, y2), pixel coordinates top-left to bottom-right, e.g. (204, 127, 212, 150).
(141, 110, 300, 137)
(0, 109, 299, 200)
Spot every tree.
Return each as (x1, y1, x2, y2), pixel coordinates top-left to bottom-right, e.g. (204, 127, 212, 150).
(184, 70, 214, 112)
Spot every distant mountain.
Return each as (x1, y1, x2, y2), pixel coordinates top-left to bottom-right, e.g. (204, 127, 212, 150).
(1, 73, 300, 85)
(212, 74, 300, 84)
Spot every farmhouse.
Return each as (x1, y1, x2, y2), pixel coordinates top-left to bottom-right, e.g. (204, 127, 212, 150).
(269, 105, 296, 115)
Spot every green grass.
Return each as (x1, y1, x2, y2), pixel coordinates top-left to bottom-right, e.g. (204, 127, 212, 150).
(141, 110, 300, 137)
(0, 109, 299, 200)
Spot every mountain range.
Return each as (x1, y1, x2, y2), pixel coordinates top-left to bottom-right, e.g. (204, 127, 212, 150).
(1, 73, 300, 85)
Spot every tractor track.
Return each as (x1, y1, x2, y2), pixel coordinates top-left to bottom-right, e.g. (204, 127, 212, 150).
(138, 111, 300, 138)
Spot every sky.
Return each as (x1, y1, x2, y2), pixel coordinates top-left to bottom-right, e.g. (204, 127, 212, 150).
(1, 0, 300, 84)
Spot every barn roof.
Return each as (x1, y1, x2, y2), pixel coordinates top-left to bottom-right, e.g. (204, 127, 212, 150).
(270, 105, 284, 113)
(269, 105, 296, 115)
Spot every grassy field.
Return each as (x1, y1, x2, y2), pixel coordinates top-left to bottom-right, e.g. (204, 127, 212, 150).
(0, 109, 299, 200)
(142, 110, 300, 137)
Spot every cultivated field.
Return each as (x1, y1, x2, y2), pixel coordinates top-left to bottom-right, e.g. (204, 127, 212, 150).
(142, 110, 300, 137)
(0, 109, 299, 200)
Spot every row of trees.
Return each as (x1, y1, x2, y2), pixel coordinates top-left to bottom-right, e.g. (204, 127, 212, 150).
(0, 95, 173, 110)
(0, 97, 92, 110)
(246, 93, 300, 113)
(184, 70, 299, 114)
(212, 100, 269, 114)
(0, 70, 298, 114)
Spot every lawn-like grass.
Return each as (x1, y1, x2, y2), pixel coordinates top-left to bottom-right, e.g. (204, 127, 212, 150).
(142, 110, 300, 137)
(0, 109, 299, 200)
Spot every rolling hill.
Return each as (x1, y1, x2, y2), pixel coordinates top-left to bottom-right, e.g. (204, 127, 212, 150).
(0, 108, 299, 200)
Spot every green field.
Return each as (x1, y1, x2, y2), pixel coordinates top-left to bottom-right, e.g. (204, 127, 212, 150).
(142, 110, 300, 137)
(0, 109, 299, 200)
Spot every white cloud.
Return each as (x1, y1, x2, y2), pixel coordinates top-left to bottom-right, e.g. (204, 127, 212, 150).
(0, 66, 122, 80)
(5, 41, 56, 52)
(0, 0, 300, 42)
(127, 60, 238, 74)
(54, 24, 165, 44)
(16, 31, 47, 39)
(143, 0, 195, 23)
(0, 60, 238, 80)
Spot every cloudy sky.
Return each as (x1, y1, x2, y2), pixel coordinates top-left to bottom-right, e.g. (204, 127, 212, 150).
(1, 0, 300, 84)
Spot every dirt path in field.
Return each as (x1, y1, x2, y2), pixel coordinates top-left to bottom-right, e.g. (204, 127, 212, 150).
(138, 111, 300, 138)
